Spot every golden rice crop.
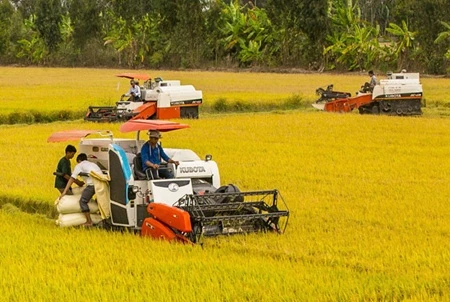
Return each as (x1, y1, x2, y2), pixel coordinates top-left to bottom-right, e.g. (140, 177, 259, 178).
(1, 67, 449, 115)
(1, 110, 450, 300)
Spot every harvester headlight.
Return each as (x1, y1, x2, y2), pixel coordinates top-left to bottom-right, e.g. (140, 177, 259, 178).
(205, 154, 212, 161)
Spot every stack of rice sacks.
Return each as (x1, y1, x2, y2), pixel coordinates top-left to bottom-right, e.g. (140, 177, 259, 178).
(55, 187, 102, 227)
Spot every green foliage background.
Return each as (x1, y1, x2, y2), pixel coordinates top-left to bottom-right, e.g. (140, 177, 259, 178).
(0, 0, 449, 73)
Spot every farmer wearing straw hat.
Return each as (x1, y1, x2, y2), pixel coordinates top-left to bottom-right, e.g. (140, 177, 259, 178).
(141, 130, 179, 179)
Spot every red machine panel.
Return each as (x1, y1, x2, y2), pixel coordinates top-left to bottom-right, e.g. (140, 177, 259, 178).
(141, 217, 177, 240)
(147, 203, 192, 233)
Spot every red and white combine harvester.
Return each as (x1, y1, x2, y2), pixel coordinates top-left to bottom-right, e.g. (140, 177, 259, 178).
(49, 120, 289, 244)
(85, 73, 202, 122)
(313, 72, 423, 115)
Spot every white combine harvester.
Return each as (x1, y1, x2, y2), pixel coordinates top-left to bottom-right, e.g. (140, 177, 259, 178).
(49, 120, 289, 243)
(313, 72, 423, 115)
(85, 73, 203, 122)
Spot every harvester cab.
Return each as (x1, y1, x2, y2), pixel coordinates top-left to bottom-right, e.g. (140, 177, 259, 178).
(85, 73, 203, 122)
(313, 72, 423, 116)
(48, 120, 289, 244)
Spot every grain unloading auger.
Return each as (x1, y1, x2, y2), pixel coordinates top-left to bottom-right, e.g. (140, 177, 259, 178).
(313, 72, 423, 116)
(85, 73, 202, 122)
(48, 120, 289, 244)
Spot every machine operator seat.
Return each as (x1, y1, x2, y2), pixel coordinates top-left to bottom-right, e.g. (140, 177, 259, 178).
(133, 153, 148, 180)
(133, 153, 172, 180)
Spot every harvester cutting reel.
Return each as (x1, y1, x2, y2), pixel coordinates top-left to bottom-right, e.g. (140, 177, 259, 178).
(315, 84, 351, 104)
(175, 189, 289, 244)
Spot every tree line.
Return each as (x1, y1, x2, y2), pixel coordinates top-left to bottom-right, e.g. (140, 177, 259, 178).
(0, 0, 449, 74)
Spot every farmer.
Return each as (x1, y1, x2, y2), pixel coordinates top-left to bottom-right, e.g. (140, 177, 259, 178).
(54, 144, 84, 194)
(368, 70, 378, 90)
(122, 79, 141, 101)
(360, 70, 378, 93)
(59, 153, 102, 227)
(141, 130, 179, 179)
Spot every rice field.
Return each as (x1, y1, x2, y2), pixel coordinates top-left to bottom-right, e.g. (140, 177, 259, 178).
(0, 67, 449, 116)
(1, 68, 450, 300)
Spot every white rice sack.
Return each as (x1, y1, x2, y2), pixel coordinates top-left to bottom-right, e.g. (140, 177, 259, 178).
(56, 194, 99, 214)
(71, 186, 85, 195)
(56, 213, 103, 227)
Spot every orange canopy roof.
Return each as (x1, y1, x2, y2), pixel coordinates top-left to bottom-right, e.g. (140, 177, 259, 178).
(119, 119, 189, 133)
(116, 73, 151, 81)
(47, 130, 113, 142)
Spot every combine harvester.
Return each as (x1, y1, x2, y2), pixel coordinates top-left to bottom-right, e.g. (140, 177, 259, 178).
(48, 120, 289, 244)
(313, 72, 423, 115)
(85, 73, 202, 122)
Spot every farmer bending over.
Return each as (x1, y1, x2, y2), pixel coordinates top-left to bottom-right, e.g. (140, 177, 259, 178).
(59, 153, 102, 227)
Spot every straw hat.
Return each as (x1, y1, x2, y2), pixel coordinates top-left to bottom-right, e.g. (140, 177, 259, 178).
(148, 130, 161, 138)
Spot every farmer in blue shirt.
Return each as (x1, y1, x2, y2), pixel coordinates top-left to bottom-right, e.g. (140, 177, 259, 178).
(141, 130, 179, 179)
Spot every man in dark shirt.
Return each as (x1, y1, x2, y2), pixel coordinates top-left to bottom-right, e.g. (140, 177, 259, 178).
(54, 145, 84, 194)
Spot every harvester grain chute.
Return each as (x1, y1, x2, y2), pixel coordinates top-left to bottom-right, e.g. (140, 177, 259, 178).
(313, 72, 423, 116)
(85, 73, 203, 122)
(48, 120, 289, 244)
